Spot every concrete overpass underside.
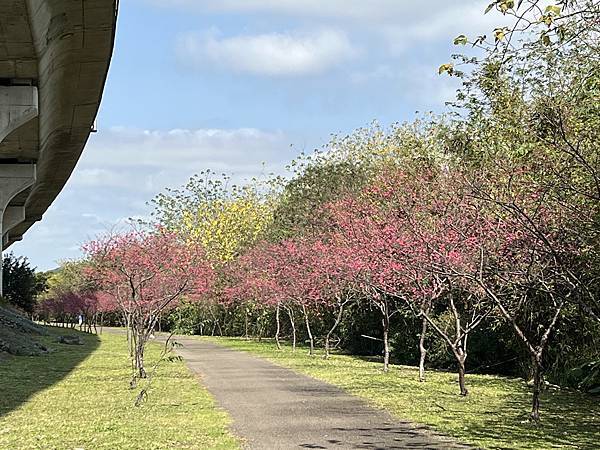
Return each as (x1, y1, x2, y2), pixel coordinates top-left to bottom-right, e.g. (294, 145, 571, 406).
(0, 0, 117, 257)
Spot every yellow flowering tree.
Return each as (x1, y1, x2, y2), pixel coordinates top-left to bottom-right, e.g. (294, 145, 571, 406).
(151, 170, 275, 264)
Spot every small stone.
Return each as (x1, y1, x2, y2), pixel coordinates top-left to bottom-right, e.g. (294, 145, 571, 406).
(57, 335, 84, 345)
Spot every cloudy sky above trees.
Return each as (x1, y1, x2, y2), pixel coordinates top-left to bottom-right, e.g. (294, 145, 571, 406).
(14, 0, 503, 270)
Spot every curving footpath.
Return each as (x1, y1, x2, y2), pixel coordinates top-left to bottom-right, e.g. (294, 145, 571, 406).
(173, 337, 472, 450)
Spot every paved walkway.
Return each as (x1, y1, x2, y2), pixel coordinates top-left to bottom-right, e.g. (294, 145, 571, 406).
(174, 338, 471, 450)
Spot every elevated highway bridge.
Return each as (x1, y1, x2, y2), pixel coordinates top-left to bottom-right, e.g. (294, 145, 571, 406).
(0, 0, 117, 292)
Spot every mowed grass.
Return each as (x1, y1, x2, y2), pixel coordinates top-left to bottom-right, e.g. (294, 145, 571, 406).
(0, 328, 239, 450)
(207, 337, 600, 450)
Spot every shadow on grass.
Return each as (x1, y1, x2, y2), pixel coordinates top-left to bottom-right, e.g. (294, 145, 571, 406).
(0, 326, 99, 418)
(211, 336, 600, 449)
(460, 388, 600, 450)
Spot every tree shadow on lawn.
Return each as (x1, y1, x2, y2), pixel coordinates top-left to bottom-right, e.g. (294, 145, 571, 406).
(210, 337, 600, 448)
(339, 356, 600, 449)
(445, 377, 600, 449)
(0, 326, 99, 417)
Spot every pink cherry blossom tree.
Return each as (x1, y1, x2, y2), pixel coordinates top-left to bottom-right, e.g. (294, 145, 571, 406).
(372, 168, 498, 394)
(325, 194, 413, 372)
(83, 227, 213, 381)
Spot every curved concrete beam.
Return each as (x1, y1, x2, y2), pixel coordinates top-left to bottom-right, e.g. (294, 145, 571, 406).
(0, 164, 35, 294)
(0, 86, 38, 143)
(0, 0, 118, 249)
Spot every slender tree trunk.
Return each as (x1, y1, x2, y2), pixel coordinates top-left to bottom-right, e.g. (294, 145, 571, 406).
(286, 307, 296, 351)
(275, 303, 282, 350)
(457, 353, 468, 396)
(257, 314, 263, 342)
(136, 339, 146, 379)
(125, 313, 134, 358)
(130, 322, 137, 377)
(418, 314, 428, 382)
(302, 305, 314, 356)
(325, 302, 345, 359)
(132, 321, 147, 379)
(245, 308, 249, 339)
(382, 314, 390, 372)
(481, 282, 565, 421)
(530, 354, 543, 421)
(209, 306, 223, 336)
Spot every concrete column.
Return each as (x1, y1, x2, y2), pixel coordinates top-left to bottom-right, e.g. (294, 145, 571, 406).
(0, 86, 39, 297)
(0, 165, 36, 297)
(3, 206, 27, 247)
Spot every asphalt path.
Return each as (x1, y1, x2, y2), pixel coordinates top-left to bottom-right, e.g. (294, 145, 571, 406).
(174, 337, 472, 450)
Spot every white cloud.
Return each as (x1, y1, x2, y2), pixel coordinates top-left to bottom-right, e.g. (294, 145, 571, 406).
(71, 126, 290, 192)
(148, 0, 450, 23)
(176, 29, 357, 76)
(158, 0, 515, 57)
(11, 126, 294, 270)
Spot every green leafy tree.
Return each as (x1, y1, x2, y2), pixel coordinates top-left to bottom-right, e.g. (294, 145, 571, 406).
(2, 253, 45, 314)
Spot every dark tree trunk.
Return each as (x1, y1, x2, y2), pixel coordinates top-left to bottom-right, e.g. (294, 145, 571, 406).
(136, 341, 147, 379)
(124, 313, 134, 358)
(530, 355, 543, 421)
(458, 359, 469, 396)
(452, 345, 469, 397)
(131, 322, 147, 380)
(482, 282, 565, 421)
(325, 302, 345, 359)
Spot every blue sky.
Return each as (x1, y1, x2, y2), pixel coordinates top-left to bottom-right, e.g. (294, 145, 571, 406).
(12, 0, 503, 270)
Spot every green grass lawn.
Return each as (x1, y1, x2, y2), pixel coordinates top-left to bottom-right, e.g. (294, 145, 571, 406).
(207, 337, 600, 450)
(0, 328, 239, 450)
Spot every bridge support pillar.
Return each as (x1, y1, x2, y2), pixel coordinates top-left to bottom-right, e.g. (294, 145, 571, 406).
(0, 85, 39, 297)
(0, 165, 36, 297)
(3, 206, 27, 248)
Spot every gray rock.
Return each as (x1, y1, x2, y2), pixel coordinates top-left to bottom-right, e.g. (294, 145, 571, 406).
(57, 335, 84, 345)
(0, 305, 50, 356)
